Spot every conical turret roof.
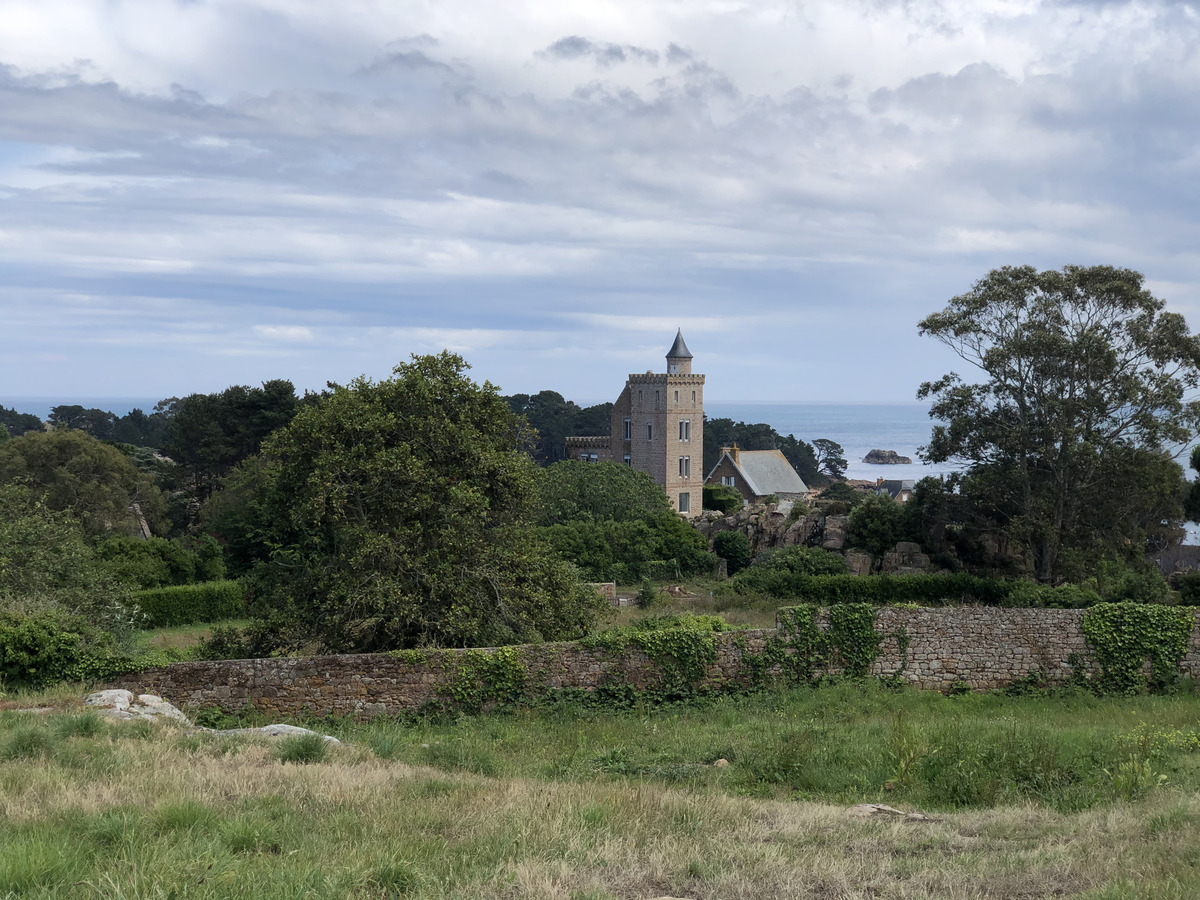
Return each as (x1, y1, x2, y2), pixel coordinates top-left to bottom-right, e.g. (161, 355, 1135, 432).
(666, 329, 692, 359)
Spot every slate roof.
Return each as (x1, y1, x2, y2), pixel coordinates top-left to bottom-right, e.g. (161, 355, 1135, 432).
(723, 449, 809, 496)
(667, 329, 692, 359)
(875, 479, 916, 499)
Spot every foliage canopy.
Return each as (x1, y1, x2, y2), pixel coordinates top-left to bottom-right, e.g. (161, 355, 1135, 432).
(0, 430, 167, 536)
(919, 265, 1200, 583)
(245, 353, 604, 652)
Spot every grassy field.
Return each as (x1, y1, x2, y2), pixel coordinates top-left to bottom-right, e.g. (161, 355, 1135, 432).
(4, 681, 1200, 899)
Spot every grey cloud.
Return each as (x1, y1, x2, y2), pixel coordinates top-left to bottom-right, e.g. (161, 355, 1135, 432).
(5, 4, 1200, 401)
(540, 36, 660, 67)
(357, 50, 458, 77)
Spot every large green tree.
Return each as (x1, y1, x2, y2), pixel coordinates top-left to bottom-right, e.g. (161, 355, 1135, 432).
(504, 390, 613, 465)
(918, 265, 1200, 583)
(536, 460, 671, 525)
(165, 380, 299, 498)
(246, 353, 604, 652)
(0, 430, 168, 536)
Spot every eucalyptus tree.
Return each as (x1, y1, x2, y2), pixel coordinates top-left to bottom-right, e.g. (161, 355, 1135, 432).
(918, 265, 1200, 583)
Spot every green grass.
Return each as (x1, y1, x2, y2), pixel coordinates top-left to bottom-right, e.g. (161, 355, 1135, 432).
(333, 680, 1200, 813)
(141, 619, 252, 653)
(4, 683, 1200, 897)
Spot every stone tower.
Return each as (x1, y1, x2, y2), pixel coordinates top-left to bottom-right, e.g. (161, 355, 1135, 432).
(605, 329, 705, 518)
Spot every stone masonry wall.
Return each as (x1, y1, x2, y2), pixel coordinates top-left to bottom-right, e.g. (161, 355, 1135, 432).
(108, 608, 1200, 720)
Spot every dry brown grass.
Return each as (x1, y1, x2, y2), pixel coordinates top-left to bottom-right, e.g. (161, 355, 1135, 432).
(1, 710, 1194, 899)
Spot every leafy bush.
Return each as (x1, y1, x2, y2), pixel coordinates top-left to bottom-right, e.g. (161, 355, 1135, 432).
(712, 531, 752, 575)
(0, 604, 122, 688)
(539, 512, 715, 583)
(132, 581, 244, 627)
(96, 536, 226, 589)
(1174, 571, 1200, 606)
(703, 483, 743, 514)
(847, 494, 904, 557)
(537, 460, 671, 525)
(723, 564, 1104, 608)
(815, 482, 865, 509)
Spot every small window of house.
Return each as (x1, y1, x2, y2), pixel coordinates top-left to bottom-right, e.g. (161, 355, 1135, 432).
(623, 454, 631, 466)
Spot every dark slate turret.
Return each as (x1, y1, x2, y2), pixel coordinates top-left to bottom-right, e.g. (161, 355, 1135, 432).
(667, 328, 693, 374)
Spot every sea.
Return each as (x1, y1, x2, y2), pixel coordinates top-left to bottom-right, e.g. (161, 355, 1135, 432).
(705, 401, 957, 482)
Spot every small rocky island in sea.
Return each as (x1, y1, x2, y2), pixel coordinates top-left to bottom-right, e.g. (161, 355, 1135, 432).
(863, 449, 913, 465)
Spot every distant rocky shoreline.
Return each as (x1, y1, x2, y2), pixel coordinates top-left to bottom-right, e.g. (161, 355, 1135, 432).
(863, 449, 913, 465)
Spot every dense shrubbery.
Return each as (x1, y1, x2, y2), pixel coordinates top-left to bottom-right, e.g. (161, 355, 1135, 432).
(536, 459, 717, 583)
(703, 483, 743, 514)
(132, 581, 245, 627)
(721, 553, 1106, 607)
(96, 535, 226, 589)
(712, 531, 751, 575)
(540, 512, 715, 583)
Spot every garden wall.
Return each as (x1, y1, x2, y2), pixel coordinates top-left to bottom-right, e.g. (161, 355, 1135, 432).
(109, 607, 1200, 719)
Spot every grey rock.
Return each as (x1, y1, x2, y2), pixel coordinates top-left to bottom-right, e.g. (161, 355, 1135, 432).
(86, 689, 192, 725)
(821, 515, 848, 551)
(862, 449, 913, 465)
(844, 550, 873, 577)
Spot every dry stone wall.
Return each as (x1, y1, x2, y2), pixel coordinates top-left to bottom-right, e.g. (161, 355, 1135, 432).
(107, 608, 1200, 720)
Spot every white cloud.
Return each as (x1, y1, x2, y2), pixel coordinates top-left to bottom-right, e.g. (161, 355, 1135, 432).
(0, 0, 1198, 402)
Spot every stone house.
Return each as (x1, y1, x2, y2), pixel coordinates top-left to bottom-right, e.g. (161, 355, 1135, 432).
(704, 445, 810, 504)
(564, 330, 705, 519)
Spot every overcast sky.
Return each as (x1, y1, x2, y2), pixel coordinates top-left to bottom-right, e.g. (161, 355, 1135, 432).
(2, 0, 1199, 405)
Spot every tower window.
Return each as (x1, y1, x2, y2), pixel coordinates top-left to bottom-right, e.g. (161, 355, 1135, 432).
(679, 456, 690, 478)
(678, 492, 690, 513)
(623, 418, 631, 440)
(692, 390, 696, 404)
(647, 423, 653, 441)
(669, 364, 679, 374)
(679, 420, 690, 442)
(674, 390, 679, 403)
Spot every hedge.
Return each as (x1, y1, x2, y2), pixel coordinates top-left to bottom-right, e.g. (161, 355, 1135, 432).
(132, 580, 245, 627)
(724, 570, 1103, 608)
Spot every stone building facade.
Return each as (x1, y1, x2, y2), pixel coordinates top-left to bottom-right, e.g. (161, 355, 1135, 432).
(705, 446, 809, 504)
(565, 330, 705, 518)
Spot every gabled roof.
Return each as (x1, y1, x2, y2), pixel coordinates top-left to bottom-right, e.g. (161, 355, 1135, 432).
(875, 479, 916, 499)
(666, 329, 692, 359)
(712, 449, 809, 496)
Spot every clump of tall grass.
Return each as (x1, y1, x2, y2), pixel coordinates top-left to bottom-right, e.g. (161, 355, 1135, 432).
(276, 732, 329, 764)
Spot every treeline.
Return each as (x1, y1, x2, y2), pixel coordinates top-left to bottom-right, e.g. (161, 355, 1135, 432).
(500, 391, 846, 486)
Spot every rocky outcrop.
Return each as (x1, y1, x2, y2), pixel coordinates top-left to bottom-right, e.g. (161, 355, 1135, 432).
(820, 516, 849, 551)
(881, 541, 931, 575)
(863, 449, 912, 465)
(844, 550, 873, 576)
